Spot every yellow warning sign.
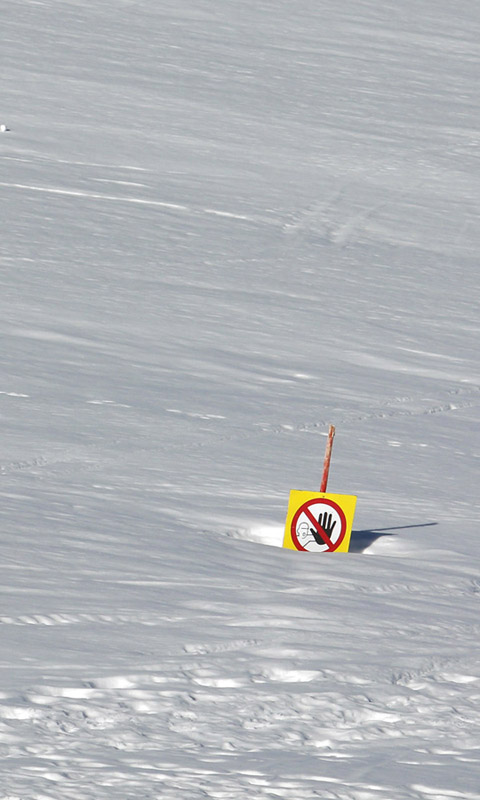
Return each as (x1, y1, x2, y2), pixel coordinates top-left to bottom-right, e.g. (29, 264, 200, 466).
(283, 491, 357, 553)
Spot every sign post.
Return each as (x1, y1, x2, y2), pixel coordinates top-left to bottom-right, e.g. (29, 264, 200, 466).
(320, 424, 335, 492)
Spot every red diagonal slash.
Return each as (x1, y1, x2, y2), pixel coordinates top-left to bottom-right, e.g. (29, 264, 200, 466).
(303, 506, 335, 551)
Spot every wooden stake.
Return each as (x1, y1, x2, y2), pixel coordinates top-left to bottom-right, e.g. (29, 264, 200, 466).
(320, 424, 335, 492)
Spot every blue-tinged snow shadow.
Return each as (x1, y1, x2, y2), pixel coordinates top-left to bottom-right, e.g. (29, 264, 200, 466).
(349, 522, 438, 553)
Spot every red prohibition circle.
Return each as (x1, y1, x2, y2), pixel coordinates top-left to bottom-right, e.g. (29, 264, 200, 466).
(291, 498, 347, 552)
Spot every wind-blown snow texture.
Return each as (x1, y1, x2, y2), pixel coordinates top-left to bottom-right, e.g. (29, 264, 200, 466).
(1, 1, 479, 798)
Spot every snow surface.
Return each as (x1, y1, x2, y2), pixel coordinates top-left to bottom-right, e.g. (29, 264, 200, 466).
(1, 0, 479, 797)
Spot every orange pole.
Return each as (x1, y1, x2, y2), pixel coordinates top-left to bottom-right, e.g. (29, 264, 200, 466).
(320, 424, 335, 492)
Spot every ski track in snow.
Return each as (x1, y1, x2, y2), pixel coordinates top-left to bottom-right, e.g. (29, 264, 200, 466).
(0, 180, 270, 227)
(0, 384, 478, 477)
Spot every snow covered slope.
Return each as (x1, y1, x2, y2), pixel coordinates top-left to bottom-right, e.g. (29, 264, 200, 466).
(1, 1, 479, 797)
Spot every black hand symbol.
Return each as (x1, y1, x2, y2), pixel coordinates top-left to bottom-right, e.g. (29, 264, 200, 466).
(310, 511, 336, 544)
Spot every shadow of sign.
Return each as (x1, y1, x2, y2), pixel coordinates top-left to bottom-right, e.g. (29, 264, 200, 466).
(349, 522, 438, 553)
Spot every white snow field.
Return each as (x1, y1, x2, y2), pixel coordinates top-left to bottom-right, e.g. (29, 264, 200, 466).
(1, 0, 479, 797)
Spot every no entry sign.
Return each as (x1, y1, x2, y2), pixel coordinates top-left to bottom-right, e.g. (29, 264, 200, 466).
(283, 491, 357, 553)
